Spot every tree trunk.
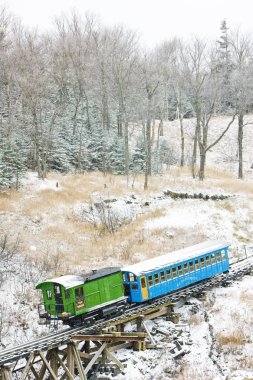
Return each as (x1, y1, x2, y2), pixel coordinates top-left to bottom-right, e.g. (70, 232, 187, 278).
(124, 121, 129, 185)
(199, 146, 206, 181)
(238, 113, 244, 179)
(179, 113, 185, 167)
(191, 116, 200, 178)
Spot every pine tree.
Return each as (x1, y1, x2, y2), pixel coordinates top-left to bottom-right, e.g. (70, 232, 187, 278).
(108, 137, 125, 174)
(130, 138, 146, 174)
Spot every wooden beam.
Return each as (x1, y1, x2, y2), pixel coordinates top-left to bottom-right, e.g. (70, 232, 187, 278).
(107, 342, 132, 352)
(104, 349, 125, 370)
(52, 351, 75, 380)
(38, 351, 58, 380)
(83, 343, 107, 376)
(106, 302, 172, 326)
(72, 334, 146, 342)
(50, 348, 59, 380)
(71, 344, 87, 380)
(66, 344, 74, 379)
(142, 308, 170, 321)
(0, 367, 13, 380)
(20, 353, 35, 380)
(30, 365, 40, 380)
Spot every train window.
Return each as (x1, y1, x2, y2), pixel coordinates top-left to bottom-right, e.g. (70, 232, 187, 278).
(65, 289, 70, 299)
(46, 290, 52, 300)
(132, 284, 138, 290)
(211, 254, 216, 264)
(178, 265, 183, 276)
(141, 278, 147, 288)
(189, 262, 194, 272)
(222, 250, 226, 261)
(206, 256, 211, 266)
(154, 274, 160, 284)
(216, 252, 221, 262)
(55, 285, 61, 294)
(166, 269, 171, 280)
(160, 271, 166, 282)
(129, 274, 136, 282)
(172, 268, 178, 278)
(148, 275, 153, 286)
(75, 287, 84, 298)
(184, 263, 189, 274)
(195, 260, 200, 270)
(200, 258, 205, 268)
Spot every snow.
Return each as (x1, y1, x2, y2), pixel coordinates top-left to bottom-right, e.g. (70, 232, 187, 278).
(36, 274, 84, 289)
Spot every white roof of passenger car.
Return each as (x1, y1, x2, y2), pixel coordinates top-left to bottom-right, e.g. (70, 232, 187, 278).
(122, 240, 230, 276)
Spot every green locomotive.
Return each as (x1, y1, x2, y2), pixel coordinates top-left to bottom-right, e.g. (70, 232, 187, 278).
(36, 267, 127, 325)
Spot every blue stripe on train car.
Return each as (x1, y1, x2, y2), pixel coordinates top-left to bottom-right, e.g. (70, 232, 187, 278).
(122, 243, 230, 303)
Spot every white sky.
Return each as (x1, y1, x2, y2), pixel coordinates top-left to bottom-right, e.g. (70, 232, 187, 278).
(3, 0, 253, 47)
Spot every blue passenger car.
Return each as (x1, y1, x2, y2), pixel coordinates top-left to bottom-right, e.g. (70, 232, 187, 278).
(122, 240, 230, 303)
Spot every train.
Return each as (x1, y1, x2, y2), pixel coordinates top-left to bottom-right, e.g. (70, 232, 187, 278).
(36, 240, 230, 326)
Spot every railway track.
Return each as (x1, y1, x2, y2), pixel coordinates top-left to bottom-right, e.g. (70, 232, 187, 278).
(0, 254, 253, 367)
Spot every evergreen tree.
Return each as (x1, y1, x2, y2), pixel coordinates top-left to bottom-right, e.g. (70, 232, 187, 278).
(108, 137, 125, 174)
(130, 138, 146, 174)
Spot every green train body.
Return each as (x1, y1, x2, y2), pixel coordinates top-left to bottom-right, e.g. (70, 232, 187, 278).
(36, 267, 127, 325)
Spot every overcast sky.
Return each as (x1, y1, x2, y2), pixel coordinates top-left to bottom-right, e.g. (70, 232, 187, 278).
(3, 0, 253, 47)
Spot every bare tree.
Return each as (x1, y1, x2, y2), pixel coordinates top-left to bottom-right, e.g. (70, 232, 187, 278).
(229, 29, 253, 179)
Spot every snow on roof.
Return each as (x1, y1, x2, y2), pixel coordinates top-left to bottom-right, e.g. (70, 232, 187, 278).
(36, 268, 121, 289)
(122, 240, 230, 276)
(36, 275, 84, 289)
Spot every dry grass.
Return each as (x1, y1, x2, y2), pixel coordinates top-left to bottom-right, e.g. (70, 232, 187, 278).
(0, 190, 21, 212)
(216, 200, 236, 213)
(217, 330, 245, 346)
(1, 168, 252, 269)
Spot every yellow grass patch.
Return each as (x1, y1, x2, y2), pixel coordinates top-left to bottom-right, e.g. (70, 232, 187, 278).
(217, 330, 245, 346)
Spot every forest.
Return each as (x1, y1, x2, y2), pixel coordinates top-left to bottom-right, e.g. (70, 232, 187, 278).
(0, 8, 252, 189)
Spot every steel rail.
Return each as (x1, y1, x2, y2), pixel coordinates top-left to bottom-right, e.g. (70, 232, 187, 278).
(0, 256, 253, 367)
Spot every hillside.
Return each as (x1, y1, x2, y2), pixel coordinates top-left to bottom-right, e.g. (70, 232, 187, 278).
(0, 117, 253, 379)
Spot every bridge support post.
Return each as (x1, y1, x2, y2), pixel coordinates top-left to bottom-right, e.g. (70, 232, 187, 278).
(0, 367, 12, 380)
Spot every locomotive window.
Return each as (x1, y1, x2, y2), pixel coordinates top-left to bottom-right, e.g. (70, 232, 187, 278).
(216, 252, 221, 262)
(55, 285, 61, 294)
(160, 271, 166, 282)
(46, 290, 52, 299)
(178, 265, 183, 276)
(75, 287, 84, 298)
(148, 275, 153, 286)
(189, 262, 194, 272)
(154, 274, 160, 284)
(206, 256, 211, 266)
(184, 263, 189, 274)
(211, 254, 216, 264)
(172, 268, 177, 278)
(129, 274, 136, 282)
(200, 258, 205, 268)
(132, 284, 138, 290)
(166, 269, 171, 280)
(195, 260, 200, 270)
(65, 289, 70, 299)
(222, 251, 226, 261)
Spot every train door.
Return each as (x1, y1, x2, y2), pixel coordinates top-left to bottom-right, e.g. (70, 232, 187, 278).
(75, 287, 85, 311)
(140, 276, 149, 300)
(54, 284, 64, 313)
